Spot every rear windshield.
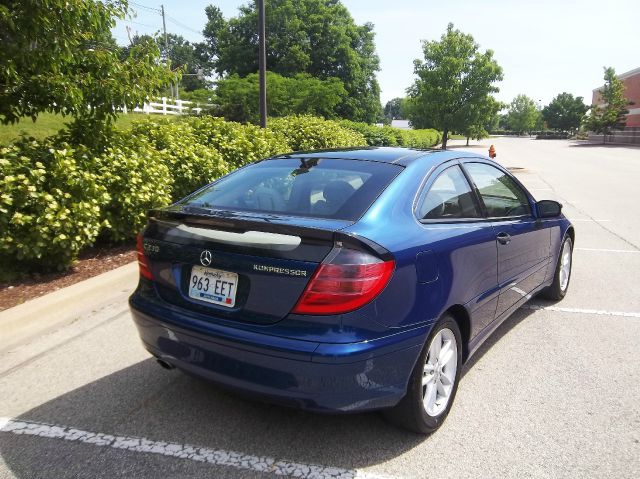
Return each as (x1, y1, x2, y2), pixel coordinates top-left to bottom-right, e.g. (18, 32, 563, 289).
(182, 158, 402, 221)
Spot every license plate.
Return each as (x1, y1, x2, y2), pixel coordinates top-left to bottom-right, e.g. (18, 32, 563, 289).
(188, 265, 238, 308)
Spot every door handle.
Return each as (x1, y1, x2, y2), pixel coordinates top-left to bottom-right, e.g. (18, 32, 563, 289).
(496, 232, 511, 245)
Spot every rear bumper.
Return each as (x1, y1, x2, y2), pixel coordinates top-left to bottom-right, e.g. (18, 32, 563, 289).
(129, 293, 428, 412)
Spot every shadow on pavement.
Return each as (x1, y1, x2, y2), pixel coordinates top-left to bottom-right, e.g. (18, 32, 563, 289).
(0, 306, 538, 477)
(0, 362, 424, 475)
(462, 306, 535, 375)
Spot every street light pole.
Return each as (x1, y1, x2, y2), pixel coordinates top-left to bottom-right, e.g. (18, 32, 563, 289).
(161, 4, 173, 99)
(257, 0, 267, 128)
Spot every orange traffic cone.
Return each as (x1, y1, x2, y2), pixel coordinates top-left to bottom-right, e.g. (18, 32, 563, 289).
(488, 145, 496, 158)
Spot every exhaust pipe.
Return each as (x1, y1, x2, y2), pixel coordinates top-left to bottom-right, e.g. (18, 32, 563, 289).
(156, 358, 175, 370)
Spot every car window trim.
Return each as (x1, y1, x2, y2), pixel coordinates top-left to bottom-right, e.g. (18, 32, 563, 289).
(413, 161, 485, 223)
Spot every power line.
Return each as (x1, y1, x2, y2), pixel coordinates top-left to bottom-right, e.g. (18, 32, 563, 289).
(125, 19, 160, 29)
(166, 16, 202, 36)
(128, 3, 202, 37)
(130, 1, 161, 14)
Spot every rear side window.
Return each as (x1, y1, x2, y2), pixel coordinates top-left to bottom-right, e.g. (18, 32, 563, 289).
(183, 158, 402, 221)
(418, 166, 481, 220)
(464, 162, 532, 218)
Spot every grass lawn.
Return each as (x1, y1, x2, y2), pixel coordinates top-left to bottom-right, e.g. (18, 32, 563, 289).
(0, 112, 176, 144)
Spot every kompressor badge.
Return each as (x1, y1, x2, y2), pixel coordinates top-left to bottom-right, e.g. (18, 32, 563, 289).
(253, 264, 307, 277)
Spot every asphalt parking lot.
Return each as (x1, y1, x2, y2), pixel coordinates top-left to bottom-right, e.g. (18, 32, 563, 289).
(1, 137, 639, 479)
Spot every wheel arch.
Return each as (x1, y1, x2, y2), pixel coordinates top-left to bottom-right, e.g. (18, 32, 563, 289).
(565, 225, 575, 245)
(444, 304, 471, 362)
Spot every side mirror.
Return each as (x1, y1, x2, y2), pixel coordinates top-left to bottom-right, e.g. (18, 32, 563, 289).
(536, 200, 562, 218)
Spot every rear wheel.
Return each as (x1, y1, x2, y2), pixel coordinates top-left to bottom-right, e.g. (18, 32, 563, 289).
(540, 236, 573, 301)
(384, 315, 462, 434)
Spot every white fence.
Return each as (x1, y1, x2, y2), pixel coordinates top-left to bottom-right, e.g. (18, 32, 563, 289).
(122, 97, 215, 116)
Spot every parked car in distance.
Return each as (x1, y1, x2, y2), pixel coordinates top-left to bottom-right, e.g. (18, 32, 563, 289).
(130, 147, 574, 433)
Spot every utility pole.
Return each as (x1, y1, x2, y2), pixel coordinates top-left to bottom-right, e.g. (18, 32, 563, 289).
(257, 0, 267, 128)
(161, 4, 173, 98)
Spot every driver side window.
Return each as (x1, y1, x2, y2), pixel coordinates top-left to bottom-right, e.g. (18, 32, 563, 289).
(464, 162, 531, 218)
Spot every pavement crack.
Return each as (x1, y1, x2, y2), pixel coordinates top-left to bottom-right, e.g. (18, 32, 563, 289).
(112, 374, 187, 428)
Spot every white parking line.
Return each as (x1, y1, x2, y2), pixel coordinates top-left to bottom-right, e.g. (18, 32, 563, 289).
(0, 418, 392, 479)
(523, 305, 640, 318)
(576, 248, 640, 254)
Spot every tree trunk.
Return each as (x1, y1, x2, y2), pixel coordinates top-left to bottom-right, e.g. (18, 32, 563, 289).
(466, 136, 470, 146)
(442, 127, 448, 150)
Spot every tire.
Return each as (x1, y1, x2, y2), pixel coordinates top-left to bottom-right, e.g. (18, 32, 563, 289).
(384, 315, 462, 434)
(539, 236, 573, 301)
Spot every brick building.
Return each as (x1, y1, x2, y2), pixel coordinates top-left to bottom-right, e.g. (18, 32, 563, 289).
(590, 67, 640, 144)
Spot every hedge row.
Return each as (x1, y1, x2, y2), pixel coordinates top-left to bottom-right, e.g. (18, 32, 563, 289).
(1, 115, 443, 273)
(338, 120, 441, 148)
(535, 131, 571, 140)
(489, 130, 525, 136)
(1, 115, 370, 272)
(490, 130, 572, 139)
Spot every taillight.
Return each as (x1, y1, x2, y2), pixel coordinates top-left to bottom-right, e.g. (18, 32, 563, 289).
(136, 233, 153, 280)
(292, 247, 395, 315)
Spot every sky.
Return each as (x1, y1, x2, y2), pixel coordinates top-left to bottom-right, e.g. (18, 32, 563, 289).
(113, 0, 640, 108)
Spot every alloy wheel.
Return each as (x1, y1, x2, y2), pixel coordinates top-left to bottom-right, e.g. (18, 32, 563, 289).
(559, 240, 572, 292)
(422, 328, 458, 417)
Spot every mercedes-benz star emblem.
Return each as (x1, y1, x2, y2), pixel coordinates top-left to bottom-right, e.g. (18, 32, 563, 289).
(200, 250, 212, 267)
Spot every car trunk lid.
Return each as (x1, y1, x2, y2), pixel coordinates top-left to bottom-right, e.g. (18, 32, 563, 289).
(141, 207, 352, 324)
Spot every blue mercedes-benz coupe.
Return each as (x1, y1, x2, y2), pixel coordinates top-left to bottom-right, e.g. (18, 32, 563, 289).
(129, 147, 574, 433)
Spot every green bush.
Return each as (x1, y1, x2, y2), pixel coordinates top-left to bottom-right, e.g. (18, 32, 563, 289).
(488, 130, 521, 136)
(92, 134, 173, 242)
(535, 131, 570, 140)
(130, 118, 227, 200)
(269, 115, 367, 151)
(0, 114, 396, 273)
(0, 140, 106, 271)
(338, 120, 399, 146)
(187, 116, 289, 169)
(396, 129, 441, 148)
(337, 120, 441, 149)
(214, 73, 347, 124)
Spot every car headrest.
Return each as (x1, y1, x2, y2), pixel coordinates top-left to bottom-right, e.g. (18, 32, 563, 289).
(323, 180, 355, 204)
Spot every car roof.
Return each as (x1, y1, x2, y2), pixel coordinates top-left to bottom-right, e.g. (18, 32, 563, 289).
(269, 146, 487, 167)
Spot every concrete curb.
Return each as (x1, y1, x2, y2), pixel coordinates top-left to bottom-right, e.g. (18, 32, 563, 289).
(0, 262, 139, 354)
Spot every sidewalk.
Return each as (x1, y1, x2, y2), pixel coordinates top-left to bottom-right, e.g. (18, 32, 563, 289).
(0, 262, 138, 355)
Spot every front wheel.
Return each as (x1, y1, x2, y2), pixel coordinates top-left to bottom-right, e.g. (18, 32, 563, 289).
(540, 236, 573, 301)
(384, 315, 462, 434)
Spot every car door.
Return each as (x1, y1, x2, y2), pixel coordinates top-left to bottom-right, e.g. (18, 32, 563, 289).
(415, 163, 499, 338)
(462, 161, 551, 318)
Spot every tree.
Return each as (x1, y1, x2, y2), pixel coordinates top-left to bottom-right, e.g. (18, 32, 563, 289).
(498, 113, 510, 130)
(507, 95, 540, 134)
(122, 33, 211, 92)
(459, 96, 503, 145)
(583, 67, 632, 143)
(542, 93, 588, 133)
(405, 23, 503, 149)
(201, 0, 382, 123)
(214, 72, 347, 123)
(0, 0, 176, 135)
(384, 98, 404, 121)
